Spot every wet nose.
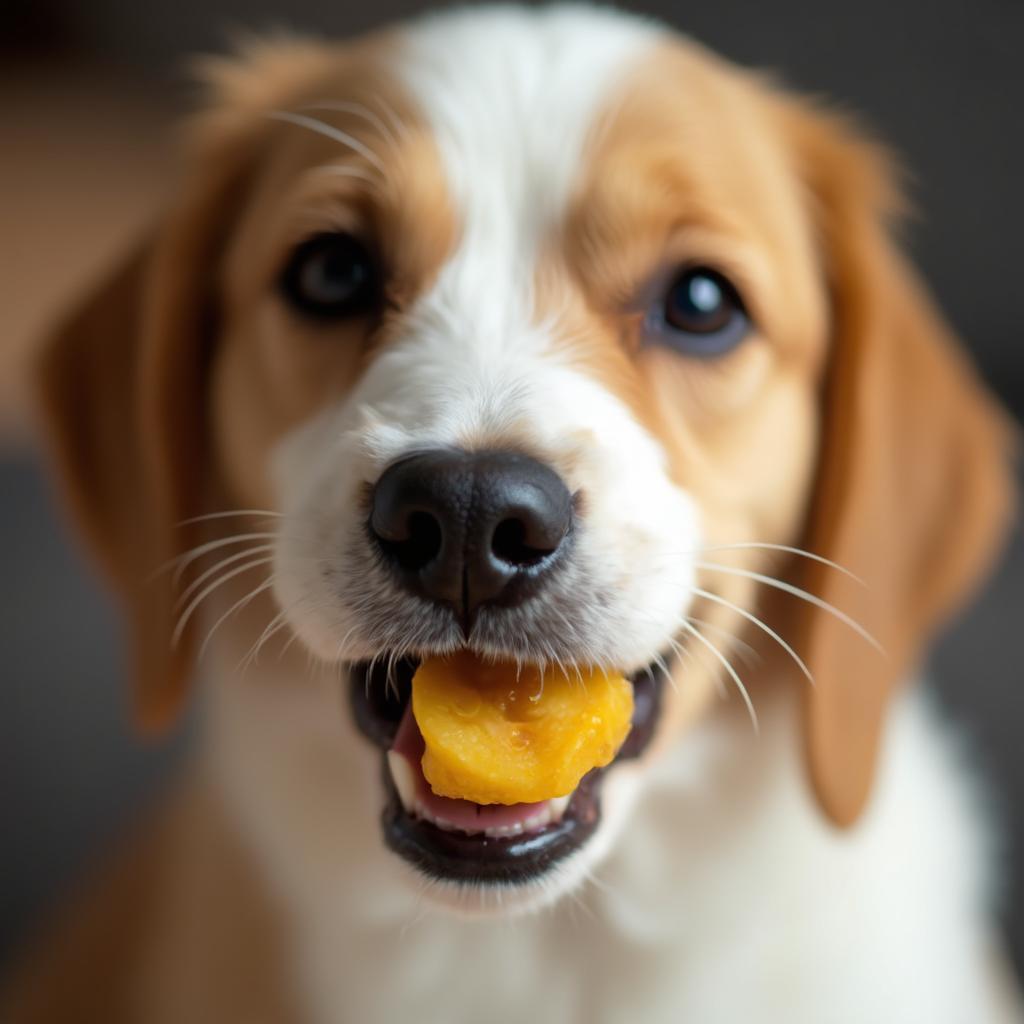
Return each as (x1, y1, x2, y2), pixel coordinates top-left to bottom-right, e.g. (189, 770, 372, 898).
(369, 449, 573, 634)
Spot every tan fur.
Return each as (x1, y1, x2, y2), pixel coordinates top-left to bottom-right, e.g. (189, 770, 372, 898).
(211, 54, 455, 511)
(528, 47, 835, 743)
(548, 43, 1017, 824)
(1, 785, 295, 1023)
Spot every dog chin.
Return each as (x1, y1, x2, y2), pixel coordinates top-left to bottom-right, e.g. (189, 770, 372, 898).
(396, 849, 591, 919)
(388, 785, 635, 919)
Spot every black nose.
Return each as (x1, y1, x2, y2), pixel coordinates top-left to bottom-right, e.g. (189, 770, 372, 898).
(369, 449, 573, 634)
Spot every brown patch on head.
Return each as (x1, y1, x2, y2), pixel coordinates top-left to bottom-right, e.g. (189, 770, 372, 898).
(546, 41, 826, 546)
(210, 42, 456, 511)
(541, 37, 1015, 824)
(36, 32, 456, 729)
(533, 40, 832, 740)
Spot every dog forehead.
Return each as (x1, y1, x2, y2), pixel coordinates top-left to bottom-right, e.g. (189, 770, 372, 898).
(391, 7, 662, 302)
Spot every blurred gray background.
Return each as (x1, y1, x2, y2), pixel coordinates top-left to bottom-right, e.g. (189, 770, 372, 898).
(2, 0, 1022, 980)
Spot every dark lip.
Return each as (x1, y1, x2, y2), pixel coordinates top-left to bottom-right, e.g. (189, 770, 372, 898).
(348, 655, 667, 887)
(379, 762, 605, 885)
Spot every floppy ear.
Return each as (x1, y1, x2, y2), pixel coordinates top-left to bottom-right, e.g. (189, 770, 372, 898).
(34, 39, 333, 732)
(36, 154, 248, 731)
(782, 104, 1018, 826)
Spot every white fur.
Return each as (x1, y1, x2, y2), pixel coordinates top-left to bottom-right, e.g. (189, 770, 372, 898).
(205, 632, 1007, 1022)
(196, 7, 1013, 1022)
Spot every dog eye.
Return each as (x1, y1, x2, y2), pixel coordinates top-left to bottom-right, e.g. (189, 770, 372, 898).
(279, 232, 380, 318)
(647, 267, 750, 356)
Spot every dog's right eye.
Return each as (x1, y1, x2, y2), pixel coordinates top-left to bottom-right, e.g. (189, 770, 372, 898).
(278, 232, 381, 319)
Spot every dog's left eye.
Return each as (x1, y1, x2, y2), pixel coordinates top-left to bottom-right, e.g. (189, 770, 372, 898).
(646, 266, 750, 356)
(279, 232, 380, 318)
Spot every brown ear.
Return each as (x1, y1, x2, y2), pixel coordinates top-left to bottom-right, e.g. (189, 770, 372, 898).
(34, 71, 283, 732)
(36, 38, 338, 731)
(37, 193, 237, 730)
(782, 106, 1019, 825)
(36, 236, 189, 732)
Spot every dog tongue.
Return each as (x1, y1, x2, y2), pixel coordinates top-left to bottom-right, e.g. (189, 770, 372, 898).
(390, 704, 553, 832)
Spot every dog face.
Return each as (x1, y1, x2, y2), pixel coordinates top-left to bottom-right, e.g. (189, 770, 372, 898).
(39, 7, 1013, 914)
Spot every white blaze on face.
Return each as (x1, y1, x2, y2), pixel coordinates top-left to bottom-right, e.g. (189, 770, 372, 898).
(272, 7, 701, 672)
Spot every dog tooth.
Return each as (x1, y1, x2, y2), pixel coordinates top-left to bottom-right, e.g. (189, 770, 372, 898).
(387, 751, 418, 812)
(522, 809, 549, 831)
(484, 821, 525, 839)
(417, 801, 486, 835)
(548, 795, 571, 821)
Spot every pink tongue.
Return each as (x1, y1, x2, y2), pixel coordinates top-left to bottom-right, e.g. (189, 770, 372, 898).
(391, 704, 552, 830)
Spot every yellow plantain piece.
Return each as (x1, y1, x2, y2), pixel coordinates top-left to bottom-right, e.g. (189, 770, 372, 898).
(412, 651, 634, 805)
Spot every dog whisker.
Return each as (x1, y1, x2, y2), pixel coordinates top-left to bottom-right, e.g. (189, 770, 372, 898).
(173, 556, 275, 648)
(278, 627, 302, 663)
(678, 619, 758, 734)
(563, 879, 597, 925)
(174, 544, 276, 611)
(669, 629, 724, 696)
(176, 509, 282, 526)
(693, 561, 884, 656)
(268, 110, 388, 175)
(252, 612, 291, 664)
(153, 531, 278, 585)
(697, 542, 865, 585)
(385, 647, 403, 701)
(312, 163, 383, 189)
(401, 878, 439, 939)
(583, 866, 623, 902)
(365, 648, 387, 699)
(197, 576, 278, 662)
(334, 623, 363, 669)
(648, 542, 863, 586)
(236, 608, 291, 675)
(370, 93, 410, 143)
(689, 587, 813, 686)
(649, 649, 679, 693)
(682, 614, 761, 667)
(624, 606, 714, 692)
(538, 601, 592, 680)
(302, 100, 400, 155)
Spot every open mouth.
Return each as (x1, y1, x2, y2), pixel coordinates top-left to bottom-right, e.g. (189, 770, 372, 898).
(349, 655, 667, 886)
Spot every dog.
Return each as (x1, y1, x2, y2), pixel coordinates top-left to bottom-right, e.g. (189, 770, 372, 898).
(5, 5, 1021, 1021)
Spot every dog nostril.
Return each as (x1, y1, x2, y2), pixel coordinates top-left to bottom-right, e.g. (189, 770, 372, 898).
(490, 517, 556, 568)
(383, 510, 443, 572)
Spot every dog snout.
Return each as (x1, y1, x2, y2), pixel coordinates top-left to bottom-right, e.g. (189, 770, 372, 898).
(369, 449, 574, 633)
